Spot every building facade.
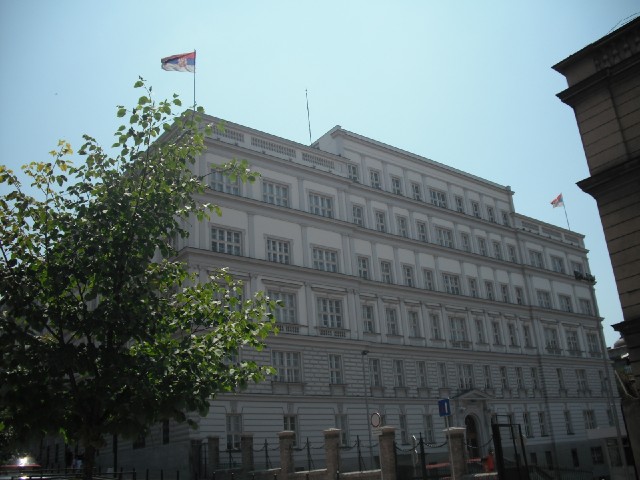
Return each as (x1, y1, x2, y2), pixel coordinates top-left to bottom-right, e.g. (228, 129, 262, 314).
(59, 118, 625, 478)
(553, 16, 640, 475)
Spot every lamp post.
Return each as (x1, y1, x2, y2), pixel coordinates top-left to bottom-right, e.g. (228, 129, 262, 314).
(361, 350, 374, 468)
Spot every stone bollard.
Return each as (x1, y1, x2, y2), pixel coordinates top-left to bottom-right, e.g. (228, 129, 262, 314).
(241, 434, 254, 473)
(278, 431, 296, 480)
(378, 426, 396, 480)
(444, 427, 467, 479)
(207, 437, 220, 471)
(323, 429, 341, 479)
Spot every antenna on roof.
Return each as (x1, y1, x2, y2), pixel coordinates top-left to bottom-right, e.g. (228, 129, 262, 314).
(306, 89, 312, 144)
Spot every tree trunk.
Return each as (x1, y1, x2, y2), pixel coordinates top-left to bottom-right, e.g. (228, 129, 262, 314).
(83, 444, 96, 480)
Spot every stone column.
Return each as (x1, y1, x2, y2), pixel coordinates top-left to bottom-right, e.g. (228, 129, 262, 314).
(278, 431, 296, 480)
(378, 426, 396, 480)
(207, 436, 219, 471)
(324, 428, 341, 478)
(241, 433, 254, 473)
(444, 427, 467, 479)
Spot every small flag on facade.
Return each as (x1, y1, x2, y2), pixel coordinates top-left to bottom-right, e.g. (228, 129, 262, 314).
(550, 193, 564, 208)
(161, 51, 196, 73)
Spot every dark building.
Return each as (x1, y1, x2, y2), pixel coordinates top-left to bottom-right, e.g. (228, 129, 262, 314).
(553, 15, 640, 475)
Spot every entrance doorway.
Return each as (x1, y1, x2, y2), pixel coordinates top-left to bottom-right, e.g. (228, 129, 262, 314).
(465, 415, 479, 459)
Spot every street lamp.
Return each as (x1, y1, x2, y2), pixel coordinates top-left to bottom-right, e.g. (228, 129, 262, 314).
(361, 350, 374, 468)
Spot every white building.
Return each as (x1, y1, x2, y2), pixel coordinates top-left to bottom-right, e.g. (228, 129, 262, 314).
(99, 117, 625, 477)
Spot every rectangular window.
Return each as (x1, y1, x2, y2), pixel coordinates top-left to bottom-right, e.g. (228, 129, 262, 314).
(211, 227, 242, 255)
(417, 361, 428, 387)
(328, 354, 343, 384)
(538, 412, 548, 436)
(369, 169, 382, 189)
(380, 260, 393, 284)
(375, 210, 387, 232)
(393, 359, 405, 387)
(162, 420, 170, 444)
(571, 261, 584, 275)
(347, 164, 360, 182)
(461, 232, 471, 252)
(429, 189, 447, 208)
(475, 318, 486, 344)
(284, 415, 298, 445)
(312, 247, 338, 272)
(370, 358, 382, 387)
(583, 410, 597, 429)
(557, 368, 566, 391)
(576, 369, 588, 392)
(493, 241, 503, 260)
(317, 298, 343, 328)
(352, 205, 365, 226)
(515, 287, 524, 305)
(501, 211, 510, 226)
(468, 277, 479, 298)
(435, 227, 454, 248)
(458, 364, 474, 390)
(424, 415, 435, 443)
(483, 365, 493, 388)
(211, 170, 240, 195)
(523, 325, 533, 347)
(492, 321, 502, 345)
(403, 265, 415, 287)
(455, 195, 465, 213)
(262, 180, 289, 206)
(396, 215, 409, 237)
(487, 206, 496, 223)
(478, 237, 488, 256)
(450, 316, 468, 343)
(537, 290, 552, 308)
(485, 281, 495, 301)
(335, 414, 350, 446)
(507, 245, 517, 263)
(309, 193, 334, 218)
(500, 284, 510, 303)
(411, 182, 422, 201)
(437, 362, 448, 387)
(551, 255, 566, 274)
(591, 447, 604, 465)
(423, 269, 435, 290)
(226, 414, 242, 450)
(529, 250, 544, 268)
(409, 311, 421, 337)
(500, 366, 509, 390)
(357, 256, 370, 279)
(516, 367, 525, 390)
(471, 201, 481, 218)
(442, 273, 461, 295)
(268, 291, 297, 324)
(399, 414, 409, 444)
(566, 330, 580, 354)
(391, 176, 403, 195)
(587, 333, 600, 356)
(417, 221, 428, 242)
(523, 412, 533, 437)
(531, 367, 540, 390)
(386, 307, 399, 335)
(579, 298, 593, 315)
(559, 295, 573, 312)
(362, 304, 375, 333)
(430, 313, 442, 340)
(508, 324, 519, 346)
(272, 351, 301, 383)
(267, 237, 291, 264)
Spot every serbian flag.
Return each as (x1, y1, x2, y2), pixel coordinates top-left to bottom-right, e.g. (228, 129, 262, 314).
(550, 193, 564, 208)
(161, 51, 196, 73)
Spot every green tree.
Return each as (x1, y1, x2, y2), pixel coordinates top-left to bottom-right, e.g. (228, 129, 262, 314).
(0, 79, 277, 478)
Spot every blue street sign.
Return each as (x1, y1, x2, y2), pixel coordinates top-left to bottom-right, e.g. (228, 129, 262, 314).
(438, 398, 451, 417)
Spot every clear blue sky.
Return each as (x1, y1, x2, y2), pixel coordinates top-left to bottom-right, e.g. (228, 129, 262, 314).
(1, 0, 638, 346)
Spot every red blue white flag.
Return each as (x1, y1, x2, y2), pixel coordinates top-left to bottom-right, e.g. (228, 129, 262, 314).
(161, 51, 196, 73)
(550, 193, 564, 208)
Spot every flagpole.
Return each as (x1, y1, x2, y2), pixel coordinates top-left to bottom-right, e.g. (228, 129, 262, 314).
(193, 49, 196, 109)
(563, 202, 571, 231)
